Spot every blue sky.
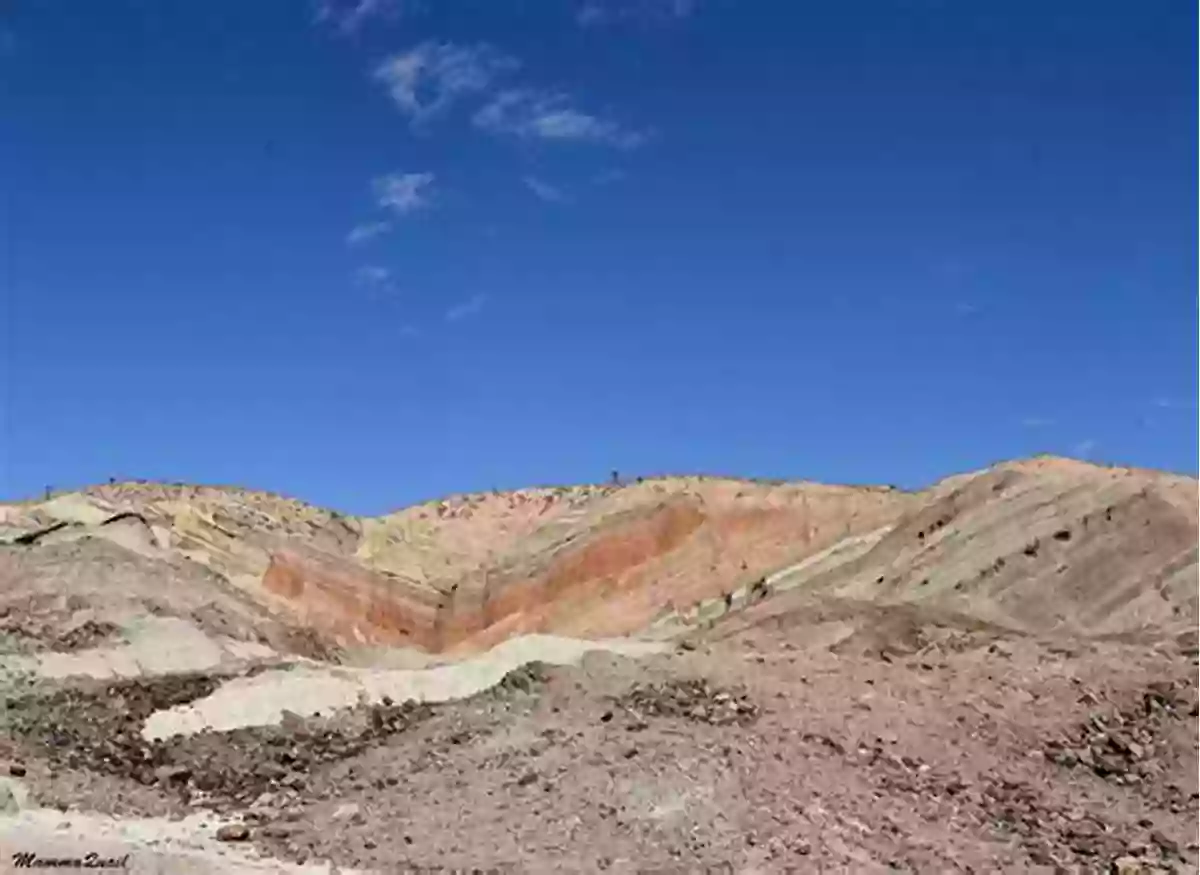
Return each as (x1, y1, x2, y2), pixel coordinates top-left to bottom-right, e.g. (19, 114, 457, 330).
(2, 0, 1196, 513)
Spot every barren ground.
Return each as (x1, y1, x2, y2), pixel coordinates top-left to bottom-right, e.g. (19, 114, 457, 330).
(0, 457, 1196, 873)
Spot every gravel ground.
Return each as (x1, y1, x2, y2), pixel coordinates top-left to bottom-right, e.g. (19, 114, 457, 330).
(140, 634, 666, 739)
(2, 612, 1196, 874)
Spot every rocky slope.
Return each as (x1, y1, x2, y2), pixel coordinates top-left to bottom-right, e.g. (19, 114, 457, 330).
(703, 456, 1199, 646)
(2, 611, 1196, 873)
(0, 475, 906, 655)
(1, 456, 1195, 659)
(1, 455, 1196, 873)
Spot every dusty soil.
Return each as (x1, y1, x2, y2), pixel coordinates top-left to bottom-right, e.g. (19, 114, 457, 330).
(0, 608, 120, 655)
(1, 459, 1196, 873)
(3, 609, 1196, 873)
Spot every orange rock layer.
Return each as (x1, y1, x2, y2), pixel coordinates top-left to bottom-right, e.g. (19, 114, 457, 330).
(260, 485, 907, 653)
(262, 548, 442, 649)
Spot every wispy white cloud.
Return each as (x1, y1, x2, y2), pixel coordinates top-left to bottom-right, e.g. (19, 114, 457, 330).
(346, 220, 392, 245)
(1020, 416, 1054, 428)
(354, 265, 399, 298)
(445, 293, 487, 322)
(372, 42, 651, 153)
(474, 88, 647, 148)
(1072, 438, 1098, 459)
(315, 0, 413, 34)
(372, 172, 435, 216)
(575, 0, 696, 27)
(523, 175, 569, 204)
(355, 265, 391, 285)
(374, 42, 519, 124)
(400, 324, 420, 337)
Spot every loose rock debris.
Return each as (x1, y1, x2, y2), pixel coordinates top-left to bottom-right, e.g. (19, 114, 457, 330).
(215, 822, 251, 842)
(1, 642, 1197, 873)
(492, 660, 554, 696)
(0, 609, 121, 654)
(614, 678, 759, 726)
(4, 672, 434, 813)
(1043, 680, 1199, 811)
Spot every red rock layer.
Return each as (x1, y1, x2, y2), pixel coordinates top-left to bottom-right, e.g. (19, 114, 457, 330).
(262, 548, 442, 649)
(258, 488, 905, 653)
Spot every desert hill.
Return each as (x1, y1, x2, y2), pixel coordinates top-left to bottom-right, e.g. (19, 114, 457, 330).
(0, 455, 1197, 873)
(1, 456, 1195, 661)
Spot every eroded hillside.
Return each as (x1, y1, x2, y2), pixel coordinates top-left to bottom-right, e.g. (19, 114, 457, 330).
(702, 456, 1199, 644)
(1, 457, 1195, 659)
(2, 457, 1197, 872)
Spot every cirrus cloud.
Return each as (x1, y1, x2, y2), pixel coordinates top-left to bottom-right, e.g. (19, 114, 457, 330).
(374, 41, 519, 125)
(346, 220, 392, 245)
(523, 175, 569, 204)
(474, 88, 647, 148)
(315, 0, 414, 35)
(354, 264, 398, 298)
(575, 0, 697, 27)
(372, 171, 435, 215)
(445, 293, 487, 322)
(355, 265, 391, 285)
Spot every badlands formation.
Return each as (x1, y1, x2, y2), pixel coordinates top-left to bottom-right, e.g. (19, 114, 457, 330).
(0, 455, 1196, 872)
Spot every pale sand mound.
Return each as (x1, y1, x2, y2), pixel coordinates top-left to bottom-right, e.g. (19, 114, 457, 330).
(142, 634, 665, 739)
(1, 617, 279, 682)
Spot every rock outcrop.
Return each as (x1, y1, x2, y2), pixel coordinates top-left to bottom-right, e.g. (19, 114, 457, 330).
(262, 548, 442, 649)
(706, 457, 1200, 644)
(2, 457, 1195, 655)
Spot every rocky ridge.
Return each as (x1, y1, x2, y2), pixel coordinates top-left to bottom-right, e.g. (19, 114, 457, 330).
(2, 457, 1194, 660)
